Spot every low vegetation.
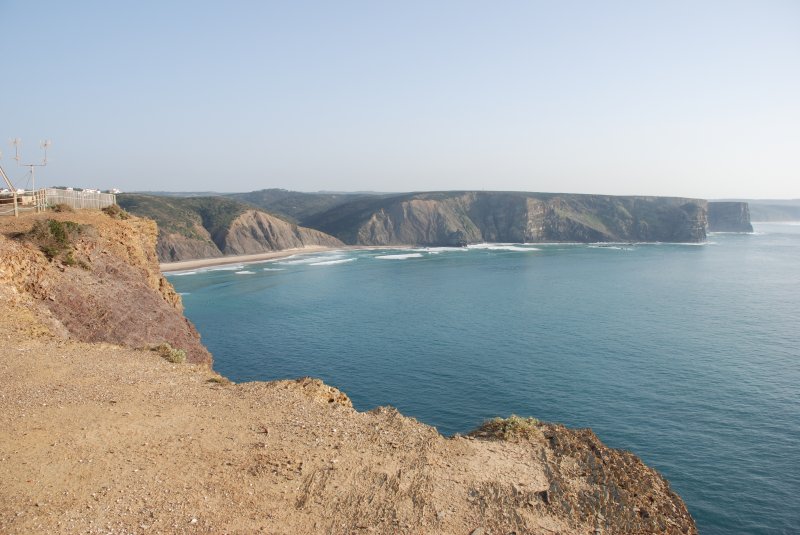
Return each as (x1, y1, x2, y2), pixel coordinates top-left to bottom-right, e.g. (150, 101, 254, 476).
(154, 342, 186, 364)
(51, 203, 74, 213)
(102, 204, 130, 220)
(118, 194, 253, 246)
(229, 189, 370, 224)
(468, 415, 541, 441)
(23, 219, 90, 268)
(207, 375, 231, 385)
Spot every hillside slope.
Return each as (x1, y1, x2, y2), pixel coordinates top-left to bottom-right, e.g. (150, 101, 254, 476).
(118, 194, 343, 261)
(746, 200, 800, 222)
(305, 191, 709, 246)
(0, 213, 697, 533)
(0, 211, 212, 364)
(228, 188, 370, 224)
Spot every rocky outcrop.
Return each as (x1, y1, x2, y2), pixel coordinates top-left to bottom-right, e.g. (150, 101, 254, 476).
(221, 210, 343, 255)
(119, 194, 344, 262)
(157, 230, 223, 262)
(708, 202, 754, 232)
(0, 212, 212, 364)
(307, 192, 709, 246)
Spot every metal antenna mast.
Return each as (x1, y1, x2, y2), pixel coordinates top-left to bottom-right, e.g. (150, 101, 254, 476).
(0, 150, 19, 216)
(12, 138, 51, 212)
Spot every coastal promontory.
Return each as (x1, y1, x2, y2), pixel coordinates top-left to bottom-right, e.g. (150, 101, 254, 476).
(0, 210, 697, 534)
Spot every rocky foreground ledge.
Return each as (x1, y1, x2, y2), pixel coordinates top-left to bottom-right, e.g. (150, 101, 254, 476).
(0, 212, 696, 534)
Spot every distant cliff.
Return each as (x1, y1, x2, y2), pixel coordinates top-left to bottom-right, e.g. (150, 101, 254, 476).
(746, 200, 800, 222)
(120, 191, 715, 258)
(707, 202, 753, 232)
(119, 194, 343, 262)
(304, 191, 708, 246)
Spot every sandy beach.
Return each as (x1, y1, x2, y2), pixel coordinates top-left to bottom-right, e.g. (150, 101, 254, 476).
(159, 245, 402, 272)
(159, 246, 340, 272)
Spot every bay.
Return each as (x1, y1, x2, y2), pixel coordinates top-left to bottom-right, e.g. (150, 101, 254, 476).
(168, 223, 800, 535)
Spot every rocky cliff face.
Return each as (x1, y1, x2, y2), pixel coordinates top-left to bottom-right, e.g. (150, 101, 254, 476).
(119, 195, 344, 262)
(221, 210, 344, 255)
(156, 230, 223, 262)
(708, 202, 754, 232)
(307, 192, 708, 246)
(0, 212, 212, 364)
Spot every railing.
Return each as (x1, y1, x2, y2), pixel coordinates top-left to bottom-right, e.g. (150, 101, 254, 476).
(0, 188, 117, 216)
(43, 189, 116, 210)
(0, 193, 22, 216)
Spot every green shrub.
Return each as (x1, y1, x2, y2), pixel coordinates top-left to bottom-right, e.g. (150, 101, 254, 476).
(24, 219, 87, 266)
(102, 204, 130, 220)
(51, 203, 74, 213)
(207, 376, 231, 385)
(154, 342, 186, 364)
(468, 415, 541, 441)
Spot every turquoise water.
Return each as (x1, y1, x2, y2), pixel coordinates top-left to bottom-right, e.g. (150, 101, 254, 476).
(168, 223, 800, 534)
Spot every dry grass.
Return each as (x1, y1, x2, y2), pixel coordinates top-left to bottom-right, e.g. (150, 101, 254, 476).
(153, 342, 186, 364)
(468, 415, 541, 441)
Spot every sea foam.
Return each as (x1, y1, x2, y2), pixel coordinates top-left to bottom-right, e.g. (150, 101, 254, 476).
(374, 253, 424, 260)
(467, 243, 538, 252)
(278, 254, 346, 265)
(310, 258, 357, 266)
(167, 271, 197, 277)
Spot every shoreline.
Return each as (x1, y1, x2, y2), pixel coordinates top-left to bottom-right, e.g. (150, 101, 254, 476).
(158, 238, 726, 272)
(159, 245, 399, 272)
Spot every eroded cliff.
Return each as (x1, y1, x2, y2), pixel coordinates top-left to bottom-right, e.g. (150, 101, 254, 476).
(0, 211, 211, 364)
(221, 209, 343, 255)
(119, 194, 343, 262)
(306, 191, 709, 246)
(708, 201, 754, 232)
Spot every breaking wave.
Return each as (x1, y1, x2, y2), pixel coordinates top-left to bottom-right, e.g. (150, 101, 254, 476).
(310, 258, 357, 266)
(467, 243, 539, 252)
(374, 253, 424, 260)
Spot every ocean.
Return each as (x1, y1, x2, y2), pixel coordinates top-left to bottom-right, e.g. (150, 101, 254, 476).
(167, 223, 800, 535)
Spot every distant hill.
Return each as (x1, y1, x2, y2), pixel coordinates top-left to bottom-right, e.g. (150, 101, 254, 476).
(118, 194, 342, 262)
(303, 191, 710, 246)
(744, 200, 800, 222)
(119, 190, 760, 255)
(228, 189, 376, 224)
(131, 191, 226, 198)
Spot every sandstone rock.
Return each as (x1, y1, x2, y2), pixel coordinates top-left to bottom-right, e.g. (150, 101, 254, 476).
(305, 191, 710, 246)
(0, 212, 212, 365)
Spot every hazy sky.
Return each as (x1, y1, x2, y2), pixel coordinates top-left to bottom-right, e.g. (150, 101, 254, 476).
(1, 1, 798, 198)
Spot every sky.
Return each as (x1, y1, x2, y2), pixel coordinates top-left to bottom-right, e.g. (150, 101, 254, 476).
(1, 1, 798, 198)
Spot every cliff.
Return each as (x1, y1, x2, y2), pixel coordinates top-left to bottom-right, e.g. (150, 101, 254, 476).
(220, 209, 343, 255)
(122, 191, 711, 258)
(305, 191, 708, 246)
(118, 194, 343, 262)
(0, 211, 212, 364)
(0, 210, 697, 534)
(707, 202, 753, 232)
(744, 199, 800, 222)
